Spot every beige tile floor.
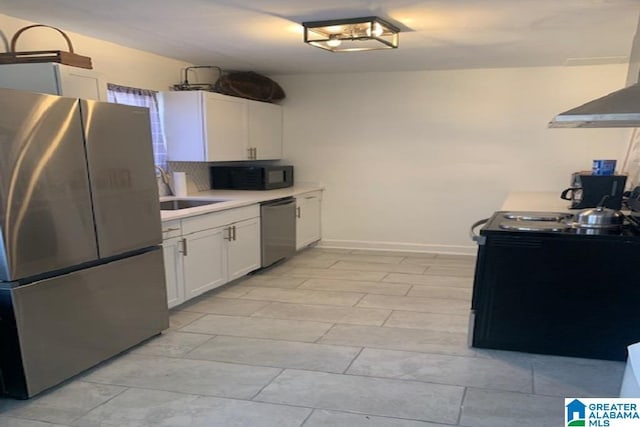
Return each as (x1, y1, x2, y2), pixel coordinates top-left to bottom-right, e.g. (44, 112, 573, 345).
(0, 248, 625, 426)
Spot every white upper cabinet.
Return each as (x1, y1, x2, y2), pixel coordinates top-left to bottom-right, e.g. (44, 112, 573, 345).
(204, 93, 249, 160)
(0, 63, 106, 101)
(248, 100, 283, 160)
(159, 90, 283, 162)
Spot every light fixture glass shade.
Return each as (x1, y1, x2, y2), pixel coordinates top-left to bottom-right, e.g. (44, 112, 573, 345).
(302, 16, 400, 52)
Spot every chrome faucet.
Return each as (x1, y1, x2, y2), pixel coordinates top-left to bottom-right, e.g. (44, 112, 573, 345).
(155, 165, 174, 196)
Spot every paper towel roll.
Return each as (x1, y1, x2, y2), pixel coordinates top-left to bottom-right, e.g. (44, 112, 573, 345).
(172, 172, 188, 197)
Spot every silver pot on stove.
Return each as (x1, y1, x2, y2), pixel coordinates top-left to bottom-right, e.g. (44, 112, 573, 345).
(568, 196, 625, 230)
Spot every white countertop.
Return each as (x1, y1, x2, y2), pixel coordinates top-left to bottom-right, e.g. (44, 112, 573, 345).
(160, 184, 324, 221)
(500, 191, 570, 212)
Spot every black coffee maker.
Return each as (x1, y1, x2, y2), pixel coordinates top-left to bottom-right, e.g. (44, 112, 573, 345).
(560, 172, 627, 210)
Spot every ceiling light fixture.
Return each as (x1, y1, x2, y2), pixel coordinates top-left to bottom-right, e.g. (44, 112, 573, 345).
(326, 35, 342, 48)
(302, 16, 400, 52)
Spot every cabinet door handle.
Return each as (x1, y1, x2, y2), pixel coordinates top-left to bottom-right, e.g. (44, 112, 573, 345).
(253, 147, 257, 159)
(163, 227, 180, 233)
(247, 147, 252, 159)
(296, 206, 301, 218)
(232, 225, 237, 241)
(224, 226, 232, 241)
(181, 238, 188, 256)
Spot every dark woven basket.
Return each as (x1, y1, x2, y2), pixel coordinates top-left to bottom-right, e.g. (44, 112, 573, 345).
(0, 24, 92, 69)
(214, 71, 285, 103)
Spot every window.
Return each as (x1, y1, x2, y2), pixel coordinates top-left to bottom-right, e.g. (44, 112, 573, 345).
(106, 83, 167, 167)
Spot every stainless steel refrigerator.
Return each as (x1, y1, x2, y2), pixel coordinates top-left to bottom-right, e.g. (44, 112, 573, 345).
(0, 88, 169, 399)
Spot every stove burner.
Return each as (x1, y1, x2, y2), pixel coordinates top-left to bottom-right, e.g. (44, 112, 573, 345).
(499, 220, 570, 232)
(503, 212, 572, 222)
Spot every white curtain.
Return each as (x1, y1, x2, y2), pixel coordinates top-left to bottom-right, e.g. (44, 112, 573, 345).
(107, 83, 167, 168)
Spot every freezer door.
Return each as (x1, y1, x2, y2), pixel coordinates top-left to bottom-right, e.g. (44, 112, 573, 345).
(4, 248, 168, 398)
(80, 100, 162, 258)
(0, 89, 98, 281)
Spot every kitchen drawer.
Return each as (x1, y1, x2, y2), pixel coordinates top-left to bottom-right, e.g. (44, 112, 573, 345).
(161, 220, 182, 240)
(181, 205, 259, 235)
(297, 190, 322, 201)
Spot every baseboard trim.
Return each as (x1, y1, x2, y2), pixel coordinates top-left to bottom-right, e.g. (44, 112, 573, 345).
(316, 239, 477, 256)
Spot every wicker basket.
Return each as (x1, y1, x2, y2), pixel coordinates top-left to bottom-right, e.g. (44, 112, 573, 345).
(0, 24, 92, 69)
(214, 71, 285, 103)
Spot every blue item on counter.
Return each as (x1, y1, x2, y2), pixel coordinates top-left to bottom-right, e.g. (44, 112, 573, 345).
(592, 159, 616, 176)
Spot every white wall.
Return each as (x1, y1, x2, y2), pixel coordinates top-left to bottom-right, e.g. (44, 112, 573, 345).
(0, 13, 631, 254)
(276, 65, 631, 254)
(0, 13, 191, 91)
(627, 14, 640, 86)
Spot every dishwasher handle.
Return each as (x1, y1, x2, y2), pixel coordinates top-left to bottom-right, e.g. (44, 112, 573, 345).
(470, 218, 489, 245)
(262, 197, 295, 208)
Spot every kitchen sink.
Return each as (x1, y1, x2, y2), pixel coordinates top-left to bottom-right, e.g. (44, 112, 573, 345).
(159, 199, 227, 210)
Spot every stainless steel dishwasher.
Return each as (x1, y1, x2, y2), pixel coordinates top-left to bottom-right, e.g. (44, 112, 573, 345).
(260, 197, 296, 267)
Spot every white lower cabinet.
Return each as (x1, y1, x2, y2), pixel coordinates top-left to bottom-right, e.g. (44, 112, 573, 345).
(296, 191, 322, 250)
(227, 217, 261, 281)
(183, 227, 227, 300)
(161, 205, 261, 308)
(162, 236, 185, 309)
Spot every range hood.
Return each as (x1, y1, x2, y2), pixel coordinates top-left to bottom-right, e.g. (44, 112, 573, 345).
(550, 13, 640, 129)
(548, 82, 640, 128)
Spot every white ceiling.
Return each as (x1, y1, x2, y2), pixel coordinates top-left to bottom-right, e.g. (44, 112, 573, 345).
(0, 0, 639, 75)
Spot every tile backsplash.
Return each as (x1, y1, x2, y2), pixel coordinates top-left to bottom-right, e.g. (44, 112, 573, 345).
(167, 161, 212, 192)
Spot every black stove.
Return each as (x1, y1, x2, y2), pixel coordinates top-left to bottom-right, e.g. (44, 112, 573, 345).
(482, 210, 640, 238)
(470, 208, 640, 361)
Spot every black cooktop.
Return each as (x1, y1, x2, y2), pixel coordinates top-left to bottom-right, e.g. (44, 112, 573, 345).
(473, 209, 640, 361)
(482, 211, 640, 238)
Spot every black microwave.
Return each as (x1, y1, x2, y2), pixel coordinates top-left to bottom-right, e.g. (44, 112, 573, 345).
(210, 165, 294, 190)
